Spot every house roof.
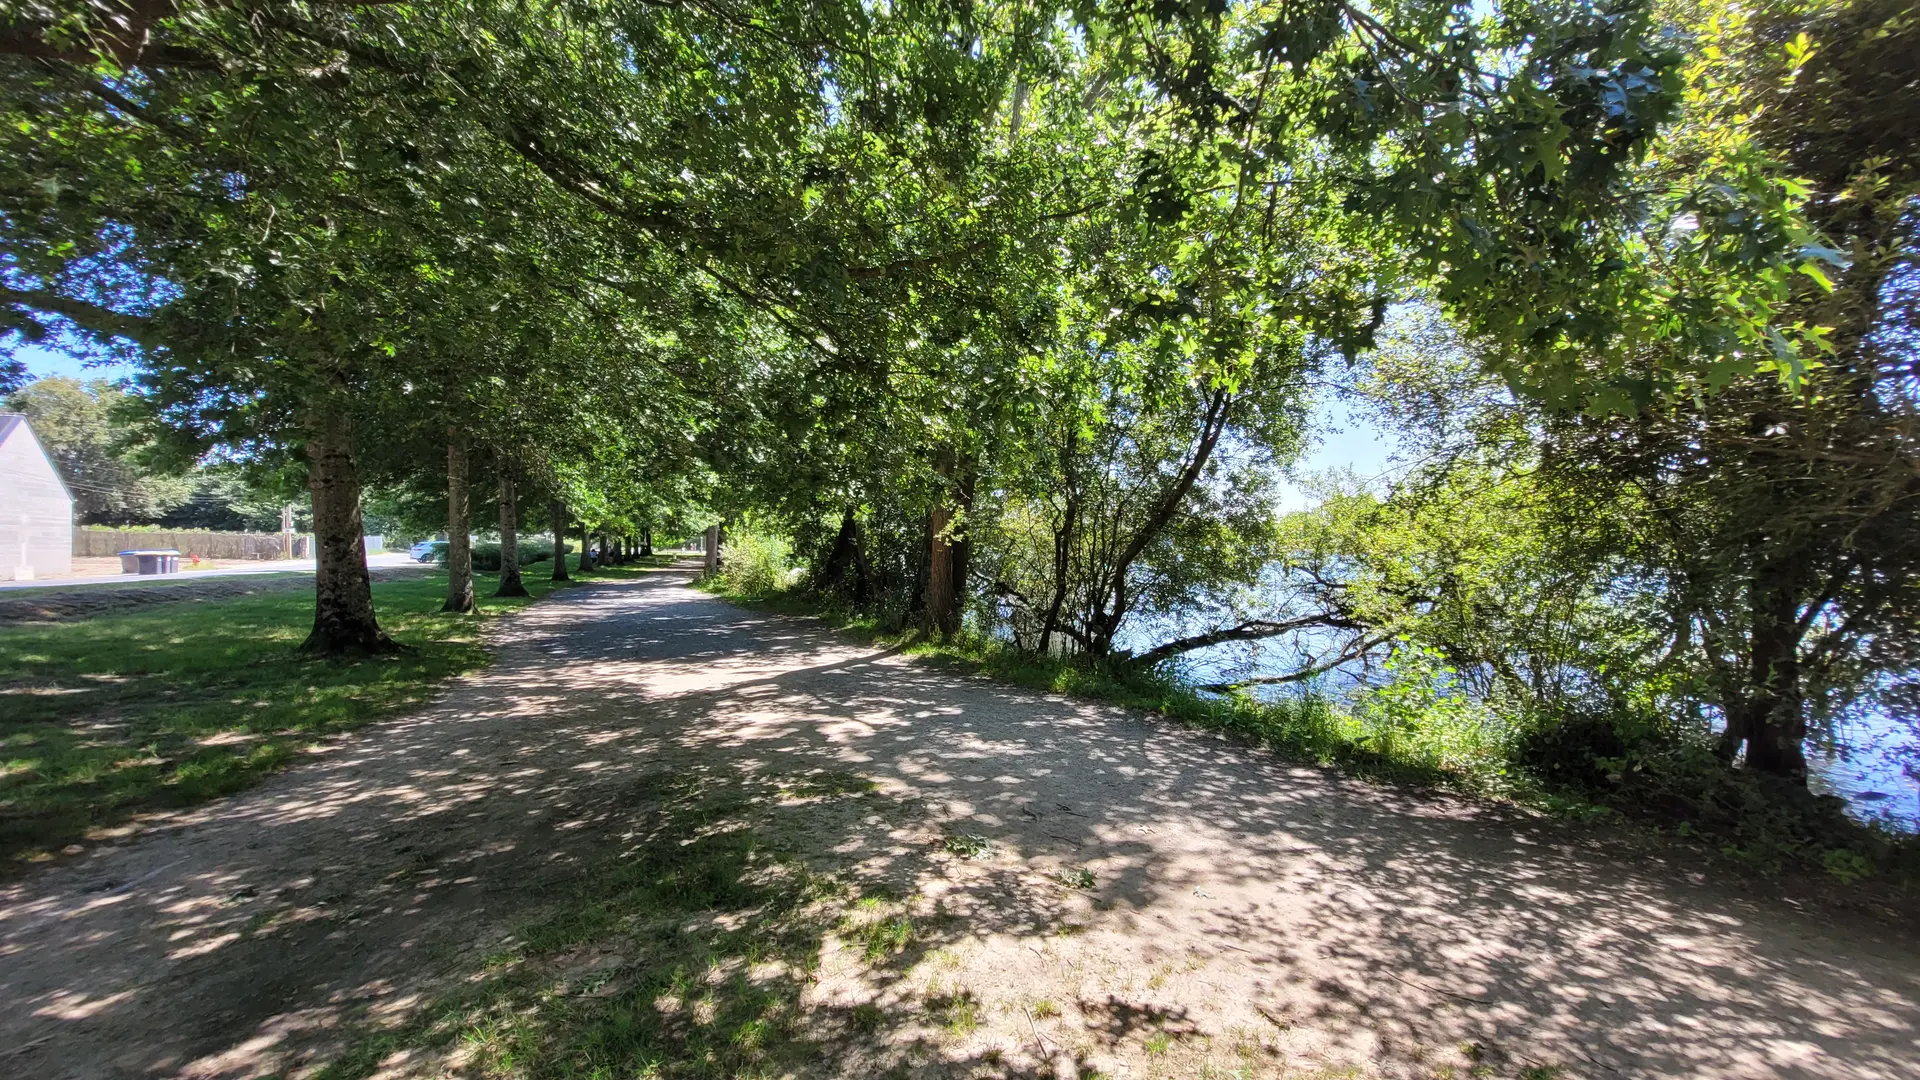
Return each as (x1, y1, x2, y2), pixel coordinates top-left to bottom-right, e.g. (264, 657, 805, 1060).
(0, 412, 75, 504)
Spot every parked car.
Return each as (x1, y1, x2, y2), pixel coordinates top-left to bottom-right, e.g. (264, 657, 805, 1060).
(409, 540, 449, 563)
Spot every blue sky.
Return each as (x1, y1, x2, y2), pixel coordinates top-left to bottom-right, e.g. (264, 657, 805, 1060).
(14, 342, 134, 383)
(1280, 395, 1396, 510)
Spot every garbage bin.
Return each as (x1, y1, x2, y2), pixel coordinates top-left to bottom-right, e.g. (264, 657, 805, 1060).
(117, 549, 183, 575)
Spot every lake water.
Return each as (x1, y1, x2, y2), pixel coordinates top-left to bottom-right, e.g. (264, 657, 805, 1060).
(1161, 630, 1920, 831)
(1808, 710, 1920, 832)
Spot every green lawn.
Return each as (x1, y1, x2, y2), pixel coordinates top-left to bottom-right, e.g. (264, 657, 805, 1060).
(0, 565, 650, 868)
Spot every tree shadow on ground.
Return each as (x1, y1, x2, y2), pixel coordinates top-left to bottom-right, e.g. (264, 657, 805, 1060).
(2, 570, 1917, 1080)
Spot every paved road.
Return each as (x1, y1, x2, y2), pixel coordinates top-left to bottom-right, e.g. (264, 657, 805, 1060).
(0, 552, 418, 592)
(1, 570, 1915, 1078)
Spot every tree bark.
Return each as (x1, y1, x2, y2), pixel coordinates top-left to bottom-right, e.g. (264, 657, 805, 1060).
(300, 401, 396, 655)
(578, 522, 593, 573)
(1736, 570, 1810, 780)
(1038, 495, 1077, 656)
(1038, 425, 1082, 656)
(817, 508, 875, 601)
(640, 528, 653, 557)
(441, 432, 476, 613)
(925, 515, 957, 636)
(923, 450, 961, 635)
(494, 465, 529, 598)
(949, 454, 976, 625)
(549, 498, 570, 581)
(1088, 387, 1232, 656)
(704, 524, 720, 576)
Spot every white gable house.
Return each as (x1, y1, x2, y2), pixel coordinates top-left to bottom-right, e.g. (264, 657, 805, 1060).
(0, 414, 74, 581)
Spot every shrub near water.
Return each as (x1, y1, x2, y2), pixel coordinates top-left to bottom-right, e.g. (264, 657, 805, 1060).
(716, 529, 796, 597)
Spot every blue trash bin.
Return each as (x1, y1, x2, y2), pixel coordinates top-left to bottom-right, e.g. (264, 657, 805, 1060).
(117, 549, 183, 575)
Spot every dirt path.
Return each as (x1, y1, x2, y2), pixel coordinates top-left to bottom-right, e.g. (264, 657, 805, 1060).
(2, 570, 1915, 1080)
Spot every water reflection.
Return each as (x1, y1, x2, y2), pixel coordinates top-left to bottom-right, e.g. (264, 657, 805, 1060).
(1809, 710, 1920, 832)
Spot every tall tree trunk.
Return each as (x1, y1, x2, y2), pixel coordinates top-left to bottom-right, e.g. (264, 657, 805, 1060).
(578, 522, 593, 574)
(1038, 495, 1078, 656)
(1738, 570, 1810, 781)
(494, 465, 528, 598)
(949, 454, 976, 624)
(442, 432, 476, 613)
(925, 451, 964, 636)
(817, 508, 874, 601)
(1088, 387, 1233, 657)
(926, 502, 956, 635)
(925, 452, 958, 635)
(704, 524, 720, 576)
(301, 401, 396, 655)
(550, 498, 570, 581)
(640, 528, 653, 557)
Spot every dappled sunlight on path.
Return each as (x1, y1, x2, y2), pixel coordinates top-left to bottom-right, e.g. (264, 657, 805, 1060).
(1, 570, 1915, 1078)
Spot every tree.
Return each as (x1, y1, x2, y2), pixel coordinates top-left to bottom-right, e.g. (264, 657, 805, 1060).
(3, 377, 190, 523)
(1520, 0, 1920, 782)
(493, 460, 529, 598)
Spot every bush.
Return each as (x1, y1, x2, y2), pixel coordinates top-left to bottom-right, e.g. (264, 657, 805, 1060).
(717, 529, 796, 597)
(1518, 700, 1920, 877)
(454, 539, 564, 572)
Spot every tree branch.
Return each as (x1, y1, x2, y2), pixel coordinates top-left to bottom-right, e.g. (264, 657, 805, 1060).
(0, 285, 154, 343)
(1196, 631, 1391, 691)
(1129, 612, 1350, 669)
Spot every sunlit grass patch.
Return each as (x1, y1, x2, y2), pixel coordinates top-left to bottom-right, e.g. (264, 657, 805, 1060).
(1059, 867, 1096, 890)
(923, 988, 981, 1039)
(0, 569, 593, 866)
(312, 777, 848, 1080)
(778, 770, 878, 800)
(841, 912, 914, 961)
(941, 832, 993, 860)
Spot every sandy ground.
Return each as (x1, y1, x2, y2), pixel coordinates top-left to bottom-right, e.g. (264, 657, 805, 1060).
(1, 568, 1915, 1079)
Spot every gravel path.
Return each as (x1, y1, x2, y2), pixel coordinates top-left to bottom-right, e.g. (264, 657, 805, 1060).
(1, 569, 1914, 1079)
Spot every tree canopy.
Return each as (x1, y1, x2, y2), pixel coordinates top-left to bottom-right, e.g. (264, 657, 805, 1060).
(4, 0, 1913, 814)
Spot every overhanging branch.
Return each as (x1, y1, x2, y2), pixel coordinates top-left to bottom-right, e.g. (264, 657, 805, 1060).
(0, 285, 154, 344)
(1196, 631, 1390, 692)
(1128, 613, 1355, 669)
